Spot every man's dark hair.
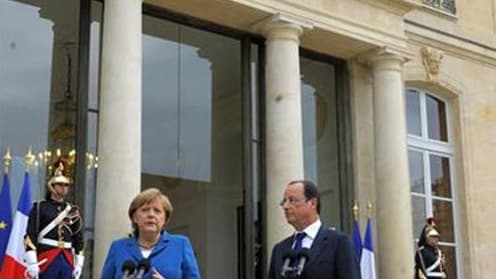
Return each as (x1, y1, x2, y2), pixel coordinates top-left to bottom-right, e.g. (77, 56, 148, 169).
(288, 179, 321, 214)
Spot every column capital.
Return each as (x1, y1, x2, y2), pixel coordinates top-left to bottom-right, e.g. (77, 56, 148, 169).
(253, 13, 314, 43)
(357, 46, 411, 70)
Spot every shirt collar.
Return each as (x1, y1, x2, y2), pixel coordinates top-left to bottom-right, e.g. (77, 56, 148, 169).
(295, 218, 321, 240)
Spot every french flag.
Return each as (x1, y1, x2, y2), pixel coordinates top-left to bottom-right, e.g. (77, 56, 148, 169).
(352, 218, 362, 260)
(360, 217, 376, 279)
(0, 172, 32, 279)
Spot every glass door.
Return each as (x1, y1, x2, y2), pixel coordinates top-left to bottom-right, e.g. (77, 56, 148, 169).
(141, 14, 244, 279)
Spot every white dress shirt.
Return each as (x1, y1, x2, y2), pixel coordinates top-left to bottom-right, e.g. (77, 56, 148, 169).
(292, 219, 322, 249)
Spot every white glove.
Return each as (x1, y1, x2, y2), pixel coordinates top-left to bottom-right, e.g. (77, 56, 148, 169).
(73, 254, 84, 279)
(25, 250, 40, 278)
(73, 266, 82, 279)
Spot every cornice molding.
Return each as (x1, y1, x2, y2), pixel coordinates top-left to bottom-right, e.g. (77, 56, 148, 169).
(239, 0, 413, 58)
(405, 24, 496, 67)
(359, 0, 422, 15)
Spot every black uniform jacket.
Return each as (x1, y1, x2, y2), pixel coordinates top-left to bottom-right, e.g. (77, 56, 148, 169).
(25, 198, 83, 254)
(415, 244, 445, 279)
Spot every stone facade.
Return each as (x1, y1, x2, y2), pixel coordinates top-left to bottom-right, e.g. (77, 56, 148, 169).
(93, 0, 496, 278)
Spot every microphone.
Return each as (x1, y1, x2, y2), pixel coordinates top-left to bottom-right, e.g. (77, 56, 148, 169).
(295, 248, 310, 276)
(135, 258, 152, 279)
(121, 260, 136, 279)
(280, 250, 297, 278)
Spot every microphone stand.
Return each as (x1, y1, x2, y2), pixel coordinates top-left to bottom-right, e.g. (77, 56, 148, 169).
(283, 269, 301, 279)
(121, 260, 137, 279)
(122, 273, 135, 279)
(281, 264, 303, 279)
(283, 248, 309, 279)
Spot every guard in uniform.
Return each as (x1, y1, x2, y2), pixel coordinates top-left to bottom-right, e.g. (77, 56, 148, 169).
(415, 219, 447, 279)
(417, 217, 436, 248)
(24, 159, 84, 279)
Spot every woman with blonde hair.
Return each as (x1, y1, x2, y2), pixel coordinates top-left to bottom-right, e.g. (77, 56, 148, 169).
(101, 188, 201, 279)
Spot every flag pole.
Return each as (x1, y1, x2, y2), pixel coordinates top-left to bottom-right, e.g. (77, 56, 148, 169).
(25, 146, 35, 172)
(0, 147, 13, 270)
(352, 202, 363, 260)
(353, 202, 360, 220)
(367, 201, 373, 218)
(361, 201, 376, 279)
(0, 147, 34, 278)
(3, 147, 11, 174)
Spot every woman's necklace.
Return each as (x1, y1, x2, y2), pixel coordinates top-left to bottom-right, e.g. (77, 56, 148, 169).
(138, 239, 158, 250)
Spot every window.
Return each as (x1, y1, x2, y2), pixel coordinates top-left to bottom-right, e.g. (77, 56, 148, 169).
(423, 0, 456, 14)
(406, 88, 458, 278)
(0, 0, 81, 202)
(300, 56, 342, 228)
(141, 14, 244, 279)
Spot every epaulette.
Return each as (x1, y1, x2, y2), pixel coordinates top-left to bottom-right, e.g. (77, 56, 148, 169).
(32, 200, 43, 205)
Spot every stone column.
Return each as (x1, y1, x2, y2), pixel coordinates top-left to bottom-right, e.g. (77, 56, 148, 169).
(365, 48, 414, 278)
(256, 14, 312, 258)
(93, 0, 142, 276)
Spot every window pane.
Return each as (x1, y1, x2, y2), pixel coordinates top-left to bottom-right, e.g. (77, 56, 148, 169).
(89, 3, 102, 111)
(300, 57, 341, 228)
(406, 89, 421, 136)
(432, 199, 455, 242)
(440, 245, 457, 279)
(0, 1, 52, 200)
(0, 0, 80, 201)
(426, 95, 448, 141)
(85, 112, 98, 221)
(430, 154, 452, 198)
(142, 16, 180, 178)
(409, 150, 424, 193)
(411, 195, 426, 240)
(142, 16, 243, 279)
(251, 43, 264, 279)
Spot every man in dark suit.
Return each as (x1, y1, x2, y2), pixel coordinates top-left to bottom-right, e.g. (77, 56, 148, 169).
(268, 180, 361, 279)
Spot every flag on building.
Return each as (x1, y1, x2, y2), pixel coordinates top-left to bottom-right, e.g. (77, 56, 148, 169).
(0, 173, 13, 269)
(352, 218, 363, 259)
(360, 217, 376, 279)
(0, 172, 33, 279)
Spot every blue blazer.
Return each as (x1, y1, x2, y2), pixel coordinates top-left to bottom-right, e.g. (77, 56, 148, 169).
(268, 226, 361, 279)
(100, 231, 201, 279)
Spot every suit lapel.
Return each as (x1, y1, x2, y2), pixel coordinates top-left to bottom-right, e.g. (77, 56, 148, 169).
(150, 231, 170, 258)
(306, 226, 329, 268)
(276, 236, 294, 272)
(125, 232, 170, 261)
(281, 236, 293, 252)
(126, 238, 144, 261)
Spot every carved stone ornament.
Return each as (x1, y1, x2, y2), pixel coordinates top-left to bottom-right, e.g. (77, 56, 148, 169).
(421, 46, 444, 82)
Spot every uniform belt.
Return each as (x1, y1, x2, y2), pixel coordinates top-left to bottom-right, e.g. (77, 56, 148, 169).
(426, 271, 446, 278)
(38, 238, 72, 249)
